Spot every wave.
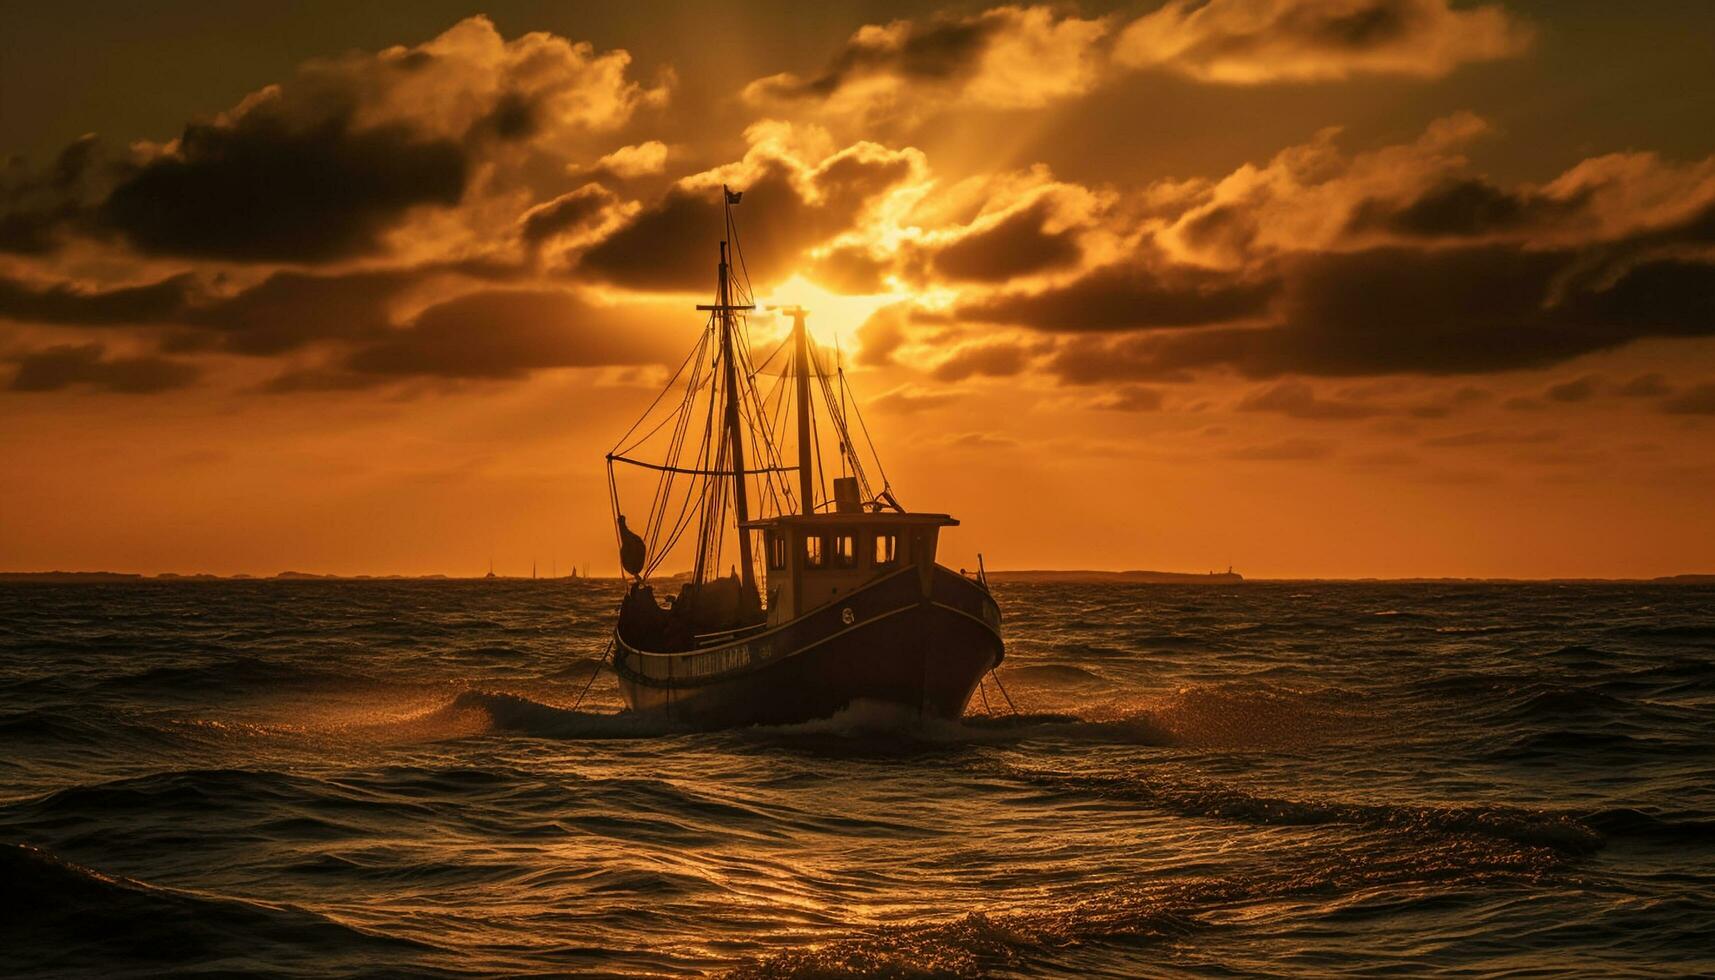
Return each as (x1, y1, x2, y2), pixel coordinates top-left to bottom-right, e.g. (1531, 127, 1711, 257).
(9, 768, 330, 821)
(544, 655, 611, 681)
(721, 829, 1569, 979)
(1474, 728, 1671, 762)
(1000, 663, 1107, 686)
(0, 842, 433, 974)
(1582, 807, 1715, 842)
(95, 655, 375, 694)
(1610, 623, 1715, 643)
(1004, 765, 1604, 854)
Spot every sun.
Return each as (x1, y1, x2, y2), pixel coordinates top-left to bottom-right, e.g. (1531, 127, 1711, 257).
(754, 273, 904, 355)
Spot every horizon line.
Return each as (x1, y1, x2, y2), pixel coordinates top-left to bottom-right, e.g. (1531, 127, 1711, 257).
(2, 568, 1711, 584)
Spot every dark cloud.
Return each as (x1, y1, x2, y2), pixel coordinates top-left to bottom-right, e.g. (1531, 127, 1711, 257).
(1545, 374, 1599, 402)
(1406, 385, 1489, 418)
(930, 341, 1033, 382)
(1561, 257, 1715, 336)
(182, 269, 422, 355)
(1114, 0, 1532, 83)
(959, 259, 1276, 332)
(930, 201, 1082, 282)
(0, 135, 103, 254)
(99, 112, 467, 262)
(1615, 372, 1671, 398)
(7, 343, 199, 394)
(748, 13, 1000, 102)
(854, 304, 910, 366)
(578, 168, 809, 291)
(1347, 178, 1588, 238)
(0, 274, 193, 325)
(342, 289, 677, 380)
(1046, 332, 1197, 384)
(520, 183, 618, 246)
(580, 150, 914, 291)
(1041, 246, 1715, 383)
(1661, 383, 1715, 415)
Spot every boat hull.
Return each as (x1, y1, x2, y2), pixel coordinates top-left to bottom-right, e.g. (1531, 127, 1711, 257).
(613, 565, 1002, 728)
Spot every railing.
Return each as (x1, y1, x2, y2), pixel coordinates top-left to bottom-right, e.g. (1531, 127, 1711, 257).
(693, 621, 769, 647)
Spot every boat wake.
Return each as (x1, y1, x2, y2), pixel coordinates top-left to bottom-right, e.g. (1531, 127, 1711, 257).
(412, 689, 683, 740)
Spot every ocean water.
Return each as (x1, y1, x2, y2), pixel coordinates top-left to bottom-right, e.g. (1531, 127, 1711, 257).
(2, 580, 1712, 978)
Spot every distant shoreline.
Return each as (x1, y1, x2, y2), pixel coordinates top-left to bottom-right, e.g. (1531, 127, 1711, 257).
(2, 570, 1711, 585)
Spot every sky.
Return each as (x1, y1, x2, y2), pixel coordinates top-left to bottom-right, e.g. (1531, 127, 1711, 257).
(2, 0, 1713, 579)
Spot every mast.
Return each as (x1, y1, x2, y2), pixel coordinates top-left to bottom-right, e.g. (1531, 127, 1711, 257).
(718, 241, 755, 594)
(695, 187, 758, 594)
(785, 306, 814, 516)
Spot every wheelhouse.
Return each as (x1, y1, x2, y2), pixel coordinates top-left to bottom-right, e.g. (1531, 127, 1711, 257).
(747, 511, 957, 625)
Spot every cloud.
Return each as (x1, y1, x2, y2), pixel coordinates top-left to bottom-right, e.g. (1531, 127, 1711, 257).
(1347, 177, 1591, 239)
(744, 6, 1110, 123)
(7, 343, 199, 394)
(520, 183, 627, 247)
(854, 303, 912, 366)
(1037, 244, 1715, 382)
(1093, 384, 1164, 411)
(930, 340, 1034, 382)
(1545, 375, 1599, 403)
(1615, 372, 1671, 398)
(12, 16, 669, 263)
(0, 274, 193, 325)
(748, 1, 1528, 129)
(1114, 0, 1532, 84)
(341, 289, 678, 380)
(929, 199, 1083, 282)
(1158, 113, 1498, 266)
(578, 128, 925, 291)
(1661, 383, 1715, 415)
(0, 135, 103, 255)
(99, 114, 467, 262)
(582, 141, 669, 180)
(1237, 379, 1384, 419)
(872, 385, 957, 413)
(182, 269, 426, 355)
(957, 259, 1276, 331)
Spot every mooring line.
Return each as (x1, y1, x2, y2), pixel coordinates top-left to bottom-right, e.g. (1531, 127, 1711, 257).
(989, 667, 1018, 716)
(572, 636, 614, 712)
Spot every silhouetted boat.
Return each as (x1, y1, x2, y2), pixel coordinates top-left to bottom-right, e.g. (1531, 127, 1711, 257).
(604, 187, 1004, 727)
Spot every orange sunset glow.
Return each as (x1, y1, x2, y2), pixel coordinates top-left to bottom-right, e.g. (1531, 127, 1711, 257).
(4, 1, 1713, 580)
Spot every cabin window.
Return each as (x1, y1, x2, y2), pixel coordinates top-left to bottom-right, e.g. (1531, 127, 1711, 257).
(804, 534, 825, 568)
(833, 533, 856, 568)
(768, 532, 787, 570)
(873, 532, 897, 566)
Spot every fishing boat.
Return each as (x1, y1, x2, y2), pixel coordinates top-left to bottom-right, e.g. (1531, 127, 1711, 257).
(603, 186, 1004, 727)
